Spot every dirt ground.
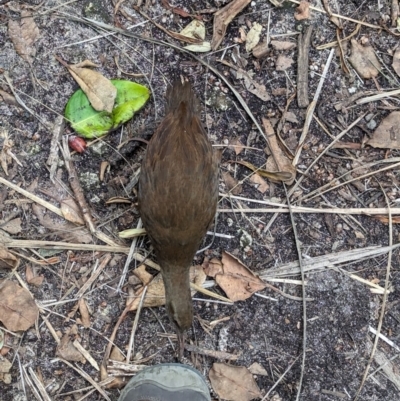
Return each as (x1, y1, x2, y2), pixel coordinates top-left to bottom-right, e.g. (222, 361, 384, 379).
(1, 0, 400, 400)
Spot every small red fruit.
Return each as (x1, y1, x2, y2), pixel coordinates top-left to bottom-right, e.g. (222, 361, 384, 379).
(68, 135, 87, 153)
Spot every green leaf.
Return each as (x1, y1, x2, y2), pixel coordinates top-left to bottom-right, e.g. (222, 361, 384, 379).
(65, 80, 150, 139)
(111, 80, 150, 128)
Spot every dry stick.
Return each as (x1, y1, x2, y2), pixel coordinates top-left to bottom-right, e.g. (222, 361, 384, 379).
(261, 354, 301, 401)
(58, 358, 112, 401)
(61, 137, 123, 247)
(293, 47, 335, 166)
(301, 160, 400, 203)
(356, 88, 400, 105)
(392, 0, 399, 27)
(353, 184, 393, 401)
(76, 254, 112, 298)
(126, 286, 147, 363)
(292, 112, 366, 198)
(283, 184, 307, 401)
(263, 49, 335, 234)
(287, 0, 380, 29)
(259, 244, 400, 279)
(297, 25, 313, 109)
(117, 218, 143, 292)
(217, 206, 400, 215)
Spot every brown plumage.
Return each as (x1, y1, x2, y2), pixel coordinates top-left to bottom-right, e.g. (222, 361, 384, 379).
(138, 80, 219, 356)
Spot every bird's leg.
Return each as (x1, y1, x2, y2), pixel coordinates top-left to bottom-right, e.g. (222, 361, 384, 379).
(177, 329, 186, 361)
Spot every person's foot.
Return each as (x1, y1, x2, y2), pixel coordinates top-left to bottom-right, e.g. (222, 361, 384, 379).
(118, 363, 211, 401)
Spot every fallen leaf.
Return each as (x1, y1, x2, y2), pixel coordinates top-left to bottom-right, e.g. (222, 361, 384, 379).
(0, 358, 12, 384)
(56, 57, 117, 113)
(229, 138, 245, 155)
(25, 265, 44, 287)
(271, 41, 296, 51)
(56, 334, 86, 363)
(249, 174, 269, 193)
(127, 265, 204, 311)
(211, 0, 252, 50)
(248, 362, 268, 376)
(233, 160, 292, 182)
(236, 70, 271, 101)
(245, 22, 262, 52)
(32, 204, 93, 244)
(205, 252, 266, 302)
(0, 90, 18, 107)
(276, 54, 293, 71)
(184, 42, 212, 53)
(263, 118, 296, 184)
(8, 10, 39, 64)
(209, 363, 262, 401)
(0, 128, 22, 176)
(367, 111, 400, 149)
(348, 39, 381, 79)
(0, 218, 22, 235)
(78, 298, 91, 328)
(60, 199, 85, 225)
(295, 0, 310, 21)
(222, 171, 242, 195)
(252, 42, 269, 58)
(0, 280, 39, 331)
(392, 47, 400, 78)
(180, 20, 205, 40)
(0, 248, 19, 270)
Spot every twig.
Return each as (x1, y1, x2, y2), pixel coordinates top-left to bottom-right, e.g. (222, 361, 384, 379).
(126, 286, 147, 363)
(353, 182, 393, 400)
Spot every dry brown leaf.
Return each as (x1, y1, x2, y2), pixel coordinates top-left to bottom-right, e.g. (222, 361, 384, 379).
(0, 247, 19, 269)
(60, 199, 85, 225)
(373, 215, 400, 224)
(245, 23, 262, 52)
(180, 20, 205, 40)
(78, 298, 91, 328)
(0, 218, 22, 235)
(127, 265, 204, 311)
(222, 171, 242, 195)
(56, 57, 117, 113)
(0, 280, 39, 331)
(236, 70, 271, 101)
(211, 0, 252, 50)
(0, 358, 12, 384)
(295, 0, 310, 21)
(0, 128, 22, 176)
(233, 160, 292, 182)
(205, 252, 266, 302)
(252, 42, 269, 58)
(248, 362, 268, 376)
(229, 138, 245, 155)
(348, 39, 381, 79)
(209, 363, 262, 401)
(249, 174, 269, 193)
(25, 265, 44, 287)
(56, 334, 86, 363)
(263, 118, 296, 184)
(8, 10, 40, 64)
(270, 41, 296, 51)
(392, 47, 400, 78)
(0, 90, 18, 107)
(32, 204, 93, 244)
(133, 264, 154, 286)
(276, 54, 294, 71)
(367, 112, 400, 149)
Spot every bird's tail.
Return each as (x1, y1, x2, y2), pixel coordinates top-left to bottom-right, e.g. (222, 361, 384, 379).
(165, 79, 201, 116)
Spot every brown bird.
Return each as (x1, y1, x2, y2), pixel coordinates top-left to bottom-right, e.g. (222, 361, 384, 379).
(138, 80, 219, 356)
